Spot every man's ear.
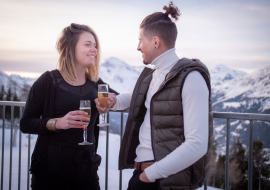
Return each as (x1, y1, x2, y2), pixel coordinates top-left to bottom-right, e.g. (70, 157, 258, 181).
(152, 36, 160, 49)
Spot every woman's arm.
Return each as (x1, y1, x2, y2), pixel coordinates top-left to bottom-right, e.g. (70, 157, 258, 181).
(20, 72, 88, 134)
(20, 72, 52, 134)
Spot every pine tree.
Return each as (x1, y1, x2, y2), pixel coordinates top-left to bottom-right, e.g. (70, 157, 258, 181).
(5, 87, 12, 119)
(230, 138, 248, 190)
(229, 159, 244, 189)
(0, 85, 4, 117)
(13, 93, 20, 118)
(6, 87, 12, 101)
(252, 141, 270, 190)
(20, 83, 31, 101)
(208, 138, 218, 187)
(215, 154, 226, 189)
(0, 85, 5, 100)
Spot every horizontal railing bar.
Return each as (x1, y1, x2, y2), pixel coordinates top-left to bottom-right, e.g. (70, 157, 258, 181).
(213, 111, 270, 121)
(109, 109, 129, 113)
(0, 101, 269, 121)
(0, 101, 25, 107)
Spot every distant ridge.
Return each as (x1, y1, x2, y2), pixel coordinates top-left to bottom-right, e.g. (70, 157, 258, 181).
(1, 57, 270, 148)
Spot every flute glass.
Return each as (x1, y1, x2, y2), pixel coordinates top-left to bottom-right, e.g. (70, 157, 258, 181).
(97, 84, 110, 127)
(78, 100, 92, 145)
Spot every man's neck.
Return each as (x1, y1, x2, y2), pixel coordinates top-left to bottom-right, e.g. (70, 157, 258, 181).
(150, 48, 179, 71)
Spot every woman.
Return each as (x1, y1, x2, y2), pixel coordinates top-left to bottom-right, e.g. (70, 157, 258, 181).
(20, 23, 117, 190)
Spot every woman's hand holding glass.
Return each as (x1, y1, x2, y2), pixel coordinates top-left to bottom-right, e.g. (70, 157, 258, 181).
(55, 110, 90, 130)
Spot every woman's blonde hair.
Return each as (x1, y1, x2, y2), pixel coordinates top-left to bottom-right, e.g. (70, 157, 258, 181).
(56, 23, 100, 82)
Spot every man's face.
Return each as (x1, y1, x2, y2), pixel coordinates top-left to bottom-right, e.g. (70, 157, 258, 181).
(137, 29, 156, 65)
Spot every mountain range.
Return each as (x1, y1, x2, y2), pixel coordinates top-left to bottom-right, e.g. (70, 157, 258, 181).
(1, 57, 270, 149)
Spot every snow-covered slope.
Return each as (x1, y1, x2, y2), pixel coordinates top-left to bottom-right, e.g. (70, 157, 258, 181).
(213, 65, 270, 101)
(210, 64, 246, 85)
(0, 71, 36, 100)
(212, 65, 270, 113)
(1, 58, 269, 148)
(211, 65, 270, 149)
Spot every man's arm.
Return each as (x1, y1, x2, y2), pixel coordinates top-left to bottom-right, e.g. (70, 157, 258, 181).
(143, 71, 209, 182)
(111, 91, 133, 110)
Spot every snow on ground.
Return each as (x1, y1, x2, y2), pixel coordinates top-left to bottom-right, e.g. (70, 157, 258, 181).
(231, 131, 240, 137)
(236, 124, 243, 130)
(0, 128, 220, 190)
(222, 102, 241, 109)
(214, 124, 225, 133)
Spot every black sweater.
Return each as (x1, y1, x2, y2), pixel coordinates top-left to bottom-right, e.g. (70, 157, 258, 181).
(20, 70, 118, 174)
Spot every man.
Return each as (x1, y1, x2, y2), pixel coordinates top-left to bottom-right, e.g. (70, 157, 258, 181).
(96, 2, 213, 190)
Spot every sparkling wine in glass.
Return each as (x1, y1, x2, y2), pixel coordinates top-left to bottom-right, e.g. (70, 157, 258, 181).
(78, 100, 93, 145)
(97, 84, 110, 127)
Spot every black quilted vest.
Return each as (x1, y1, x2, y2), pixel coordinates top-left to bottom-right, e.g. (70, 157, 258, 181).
(119, 58, 213, 190)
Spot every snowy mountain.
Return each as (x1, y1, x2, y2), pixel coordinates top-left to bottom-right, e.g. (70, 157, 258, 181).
(212, 65, 270, 111)
(211, 65, 270, 149)
(1, 58, 269, 148)
(99, 57, 145, 93)
(210, 64, 246, 86)
(0, 70, 35, 101)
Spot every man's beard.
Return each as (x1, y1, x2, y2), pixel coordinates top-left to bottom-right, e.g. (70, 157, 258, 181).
(143, 60, 150, 65)
(142, 57, 150, 65)
(141, 52, 150, 65)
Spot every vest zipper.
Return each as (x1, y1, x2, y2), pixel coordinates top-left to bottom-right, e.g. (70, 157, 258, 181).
(124, 68, 154, 167)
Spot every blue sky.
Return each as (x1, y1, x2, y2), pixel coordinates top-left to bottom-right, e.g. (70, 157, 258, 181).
(0, 0, 269, 77)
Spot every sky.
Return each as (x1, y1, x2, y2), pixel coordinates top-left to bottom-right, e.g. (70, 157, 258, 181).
(0, 0, 270, 78)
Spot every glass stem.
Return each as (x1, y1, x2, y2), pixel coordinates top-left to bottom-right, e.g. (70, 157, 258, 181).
(102, 112, 105, 124)
(83, 128, 87, 142)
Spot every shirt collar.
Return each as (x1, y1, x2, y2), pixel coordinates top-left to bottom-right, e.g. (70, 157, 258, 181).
(151, 48, 179, 73)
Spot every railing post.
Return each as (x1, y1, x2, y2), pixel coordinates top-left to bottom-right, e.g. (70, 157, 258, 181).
(1, 105, 6, 190)
(119, 113, 123, 190)
(18, 107, 23, 190)
(9, 106, 14, 190)
(105, 113, 110, 190)
(225, 119, 230, 190)
(27, 133, 31, 190)
(204, 180, 207, 190)
(248, 120, 253, 190)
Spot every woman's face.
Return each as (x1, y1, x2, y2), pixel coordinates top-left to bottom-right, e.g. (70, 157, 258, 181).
(75, 32, 97, 68)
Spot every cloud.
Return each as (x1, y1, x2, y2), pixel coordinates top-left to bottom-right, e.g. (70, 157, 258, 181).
(0, 0, 269, 76)
(243, 4, 270, 13)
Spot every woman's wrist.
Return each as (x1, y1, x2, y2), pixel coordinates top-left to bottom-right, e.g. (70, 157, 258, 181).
(46, 119, 61, 132)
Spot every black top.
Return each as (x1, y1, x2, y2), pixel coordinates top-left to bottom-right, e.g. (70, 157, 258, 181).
(20, 69, 118, 174)
(50, 70, 99, 144)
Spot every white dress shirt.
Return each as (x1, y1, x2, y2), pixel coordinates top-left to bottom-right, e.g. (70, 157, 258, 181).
(111, 48, 209, 182)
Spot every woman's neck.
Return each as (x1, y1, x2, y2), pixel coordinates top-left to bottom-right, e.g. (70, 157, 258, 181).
(75, 67, 86, 82)
(60, 67, 87, 86)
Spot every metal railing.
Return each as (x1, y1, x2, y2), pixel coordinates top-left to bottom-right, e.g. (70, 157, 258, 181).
(0, 101, 270, 190)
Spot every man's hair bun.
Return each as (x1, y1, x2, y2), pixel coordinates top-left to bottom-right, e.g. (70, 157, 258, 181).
(163, 1, 180, 21)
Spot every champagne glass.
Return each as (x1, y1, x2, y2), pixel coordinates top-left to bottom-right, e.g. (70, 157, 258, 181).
(97, 84, 110, 127)
(78, 100, 93, 145)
